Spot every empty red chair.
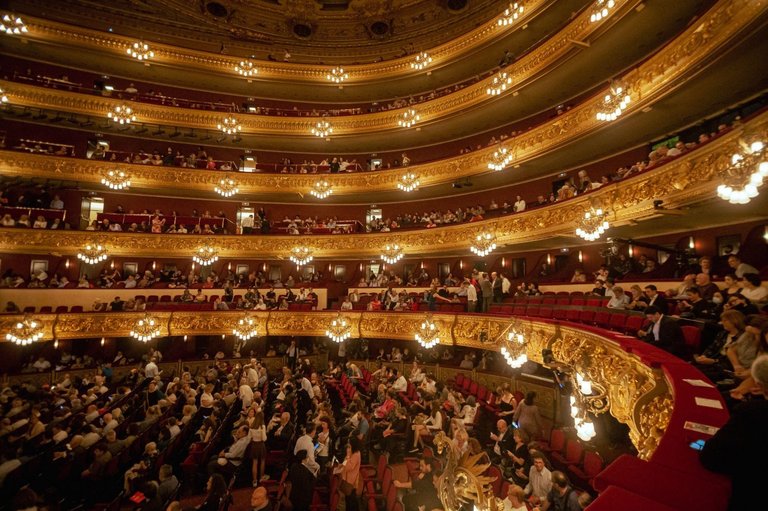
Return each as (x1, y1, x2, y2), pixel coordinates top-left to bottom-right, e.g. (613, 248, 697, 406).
(160, 295, 172, 302)
(529, 297, 543, 305)
(571, 298, 586, 306)
(540, 428, 566, 455)
(489, 304, 503, 314)
(681, 326, 702, 353)
(147, 295, 159, 302)
(566, 309, 581, 323)
(55, 305, 68, 313)
(578, 310, 595, 324)
(39, 306, 52, 313)
(468, 381, 479, 397)
(70, 305, 83, 313)
(22, 306, 35, 313)
(556, 298, 571, 305)
(568, 450, 603, 490)
(593, 311, 611, 328)
(552, 439, 584, 470)
(461, 377, 472, 394)
(608, 313, 627, 331)
(512, 305, 526, 316)
(476, 386, 488, 402)
(624, 315, 647, 335)
(501, 305, 514, 315)
(539, 307, 554, 319)
(586, 298, 602, 307)
(542, 297, 556, 305)
(526, 305, 541, 317)
(453, 373, 465, 391)
(553, 307, 568, 320)
(486, 465, 503, 497)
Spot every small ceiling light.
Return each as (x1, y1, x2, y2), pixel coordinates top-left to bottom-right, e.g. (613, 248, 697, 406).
(77, 244, 108, 265)
(235, 60, 258, 77)
(311, 119, 333, 138)
(488, 146, 513, 171)
(0, 88, 8, 103)
(380, 244, 404, 264)
(309, 180, 333, 199)
(326, 67, 348, 84)
(326, 313, 352, 343)
(218, 115, 242, 136)
(193, 245, 219, 267)
(397, 172, 420, 192)
(415, 314, 440, 349)
(107, 104, 136, 124)
(500, 324, 528, 368)
(717, 139, 767, 205)
(5, 315, 43, 346)
(498, 2, 525, 26)
(0, 14, 28, 35)
(596, 81, 630, 121)
(130, 313, 162, 343)
(397, 109, 420, 128)
(486, 72, 512, 96)
(233, 313, 259, 341)
(470, 232, 497, 257)
(576, 207, 610, 241)
(214, 176, 239, 197)
(101, 169, 131, 190)
(590, 0, 616, 23)
(410, 51, 432, 71)
(127, 41, 155, 61)
(290, 247, 314, 266)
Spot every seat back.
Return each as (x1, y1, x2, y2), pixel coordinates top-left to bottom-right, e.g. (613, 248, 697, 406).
(681, 326, 702, 351)
(582, 450, 604, 478)
(608, 313, 627, 331)
(549, 428, 566, 452)
(539, 307, 554, 319)
(578, 310, 595, 324)
(553, 307, 568, 320)
(593, 311, 611, 328)
(586, 298, 602, 307)
(624, 315, 646, 333)
(565, 439, 584, 464)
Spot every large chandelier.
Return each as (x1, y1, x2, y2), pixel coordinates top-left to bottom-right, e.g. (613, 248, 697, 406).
(596, 81, 630, 121)
(193, 245, 219, 266)
(326, 313, 352, 343)
(487, 146, 513, 171)
(568, 371, 608, 441)
(397, 172, 420, 192)
(311, 119, 333, 138)
(107, 104, 136, 124)
(77, 243, 108, 265)
(127, 41, 155, 61)
(470, 232, 497, 257)
(486, 72, 512, 96)
(1, 14, 27, 35)
(500, 323, 528, 369)
(398, 109, 420, 128)
(309, 180, 333, 199)
(130, 313, 162, 343)
(233, 313, 259, 341)
(218, 115, 242, 135)
(575, 207, 610, 241)
(380, 244, 404, 264)
(416, 314, 440, 349)
(101, 169, 131, 190)
(326, 67, 349, 84)
(5, 315, 43, 346)
(590, 0, 616, 23)
(410, 51, 432, 71)
(290, 246, 314, 266)
(498, 2, 525, 26)
(717, 140, 767, 205)
(235, 60, 258, 77)
(214, 177, 239, 197)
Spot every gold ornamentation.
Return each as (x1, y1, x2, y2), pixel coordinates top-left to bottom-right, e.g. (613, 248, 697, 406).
(434, 431, 496, 511)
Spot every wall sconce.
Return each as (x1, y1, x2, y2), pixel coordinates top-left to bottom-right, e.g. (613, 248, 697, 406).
(628, 245, 634, 257)
(546, 254, 552, 265)
(183, 335, 188, 342)
(263, 263, 267, 272)
(110, 260, 115, 269)
(152, 261, 157, 270)
(688, 236, 695, 250)
(100, 337, 105, 346)
(420, 261, 425, 269)
(191, 262, 196, 271)
(578, 250, 583, 263)
(328, 263, 332, 272)
(459, 260, 464, 270)
(501, 257, 506, 268)
(65, 259, 70, 268)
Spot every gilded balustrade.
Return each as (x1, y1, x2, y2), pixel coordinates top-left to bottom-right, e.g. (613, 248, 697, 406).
(1, 112, 765, 258)
(0, 310, 672, 458)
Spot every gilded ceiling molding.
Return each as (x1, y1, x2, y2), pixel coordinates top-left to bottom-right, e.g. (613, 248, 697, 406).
(0, 310, 672, 458)
(18, 0, 552, 83)
(1, 114, 765, 259)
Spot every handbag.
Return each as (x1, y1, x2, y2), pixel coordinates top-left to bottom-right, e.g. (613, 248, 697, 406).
(339, 479, 355, 496)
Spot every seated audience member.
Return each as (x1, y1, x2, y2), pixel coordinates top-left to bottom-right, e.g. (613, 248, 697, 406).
(393, 458, 441, 511)
(693, 310, 746, 381)
(726, 315, 767, 381)
(570, 269, 587, 283)
(740, 273, 767, 303)
(643, 284, 668, 313)
(540, 471, 580, 511)
(638, 306, 685, 357)
(606, 286, 629, 309)
(208, 425, 250, 477)
(503, 484, 528, 511)
(728, 255, 758, 278)
(678, 287, 718, 320)
(694, 273, 719, 301)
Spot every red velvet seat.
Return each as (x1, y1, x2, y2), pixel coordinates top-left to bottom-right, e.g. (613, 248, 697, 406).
(578, 310, 595, 324)
(588, 485, 679, 511)
(539, 428, 566, 455)
(624, 315, 646, 335)
(539, 306, 554, 319)
(70, 305, 83, 312)
(556, 298, 571, 305)
(551, 438, 584, 469)
(553, 307, 568, 320)
(54, 305, 68, 313)
(571, 298, 586, 306)
(542, 297, 556, 305)
(512, 305, 526, 316)
(586, 298, 602, 307)
(526, 305, 540, 317)
(500, 305, 514, 315)
(608, 313, 627, 331)
(566, 308, 581, 323)
(681, 325, 702, 353)
(567, 449, 603, 489)
(23, 306, 35, 313)
(467, 381, 479, 397)
(593, 310, 611, 328)
(488, 304, 503, 314)
(39, 306, 52, 313)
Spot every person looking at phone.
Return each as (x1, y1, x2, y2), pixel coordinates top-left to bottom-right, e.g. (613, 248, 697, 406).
(293, 422, 320, 475)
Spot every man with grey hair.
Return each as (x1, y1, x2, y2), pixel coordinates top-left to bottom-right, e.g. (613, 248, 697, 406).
(701, 354, 768, 510)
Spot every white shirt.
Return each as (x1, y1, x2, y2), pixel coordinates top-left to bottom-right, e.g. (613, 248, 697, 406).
(294, 434, 320, 475)
(514, 199, 526, 212)
(466, 284, 477, 302)
(652, 315, 664, 341)
(392, 375, 407, 392)
(742, 286, 767, 303)
(239, 385, 254, 408)
(300, 377, 315, 398)
(145, 361, 159, 378)
(241, 216, 254, 228)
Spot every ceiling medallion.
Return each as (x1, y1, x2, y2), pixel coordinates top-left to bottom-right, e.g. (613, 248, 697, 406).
(233, 313, 259, 341)
(487, 146, 513, 171)
(590, 0, 616, 23)
(130, 313, 162, 343)
(326, 66, 349, 84)
(235, 60, 258, 77)
(192, 245, 219, 266)
(101, 169, 131, 190)
(214, 176, 239, 197)
(575, 206, 610, 241)
(1, 14, 27, 35)
(5, 315, 44, 346)
(127, 41, 155, 61)
(107, 104, 136, 124)
(416, 314, 440, 349)
(77, 243, 108, 265)
(596, 81, 630, 121)
(309, 180, 333, 199)
(410, 51, 433, 71)
(498, 2, 525, 26)
(0, 88, 8, 103)
(326, 313, 352, 343)
(311, 119, 333, 139)
(500, 322, 528, 368)
(397, 172, 420, 192)
(290, 246, 314, 266)
(717, 139, 767, 205)
(380, 244, 404, 264)
(486, 72, 512, 96)
(470, 232, 497, 257)
(218, 115, 242, 135)
(397, 108, 420, 128)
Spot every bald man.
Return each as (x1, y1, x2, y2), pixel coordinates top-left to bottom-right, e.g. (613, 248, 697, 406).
(489, 419, 514, 463)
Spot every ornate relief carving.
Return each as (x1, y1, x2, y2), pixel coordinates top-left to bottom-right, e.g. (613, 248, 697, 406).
(635, 394, 674, 460)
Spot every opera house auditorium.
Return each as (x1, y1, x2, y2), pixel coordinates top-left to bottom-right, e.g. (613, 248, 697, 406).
(0, 0, 767, 510)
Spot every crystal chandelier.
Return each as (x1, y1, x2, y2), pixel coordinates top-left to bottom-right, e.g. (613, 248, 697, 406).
(1, 14, 27, 35)
(326, 313, 352, 343)
(107, 104, 136, 124)
(398, 109, 420, 128)
(590, 0, 616, 23)
(101, 169, 131, 190)
(310, 180, 333, 199)
(575, 207, 610, 241)
(193, 245, 219, 266)
(380, 244, 404, 264)
(311, 119, 333, 138)
(470, 232, 497, 257)
(5, 315, 43, 346)
(130, 313, 162, 343)
(127, 41, 155, 61)
(290, 246, 314, 266)
(397, 172, 420, 192)
(77, 243, 108, 265)
(326, 67, 348, 84)
(233, 313, 259, 341)
(235, 60, 258, 77)
(487, 146, 513, 171)
(486, 72, 512, 96)
(1, 88, 8, 103)
(568, 371, 607, 441)
(218, 115, 242, 136)
(410, 51, 432, 71)
(498, 2, 525, 26)
(596, 81, 630, 121)
(415, 314, 440, 349)
(717, 140, 767, 205)
(214, 177, 239, 197)
(500, 324, 528, 368)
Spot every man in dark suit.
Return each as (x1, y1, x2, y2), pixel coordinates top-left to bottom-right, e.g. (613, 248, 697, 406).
(488, 419, 515, 464)
(638, 306, 685, 357)
(701, 354, 768, 511)
(480, 273, 493, 312)
(491, 272, 503, 303)
(267, 411, 295, 451)
(643, 285, 669, 314)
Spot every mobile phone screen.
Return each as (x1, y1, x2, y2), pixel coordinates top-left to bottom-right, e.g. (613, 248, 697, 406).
(689, 439, 706, 451)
